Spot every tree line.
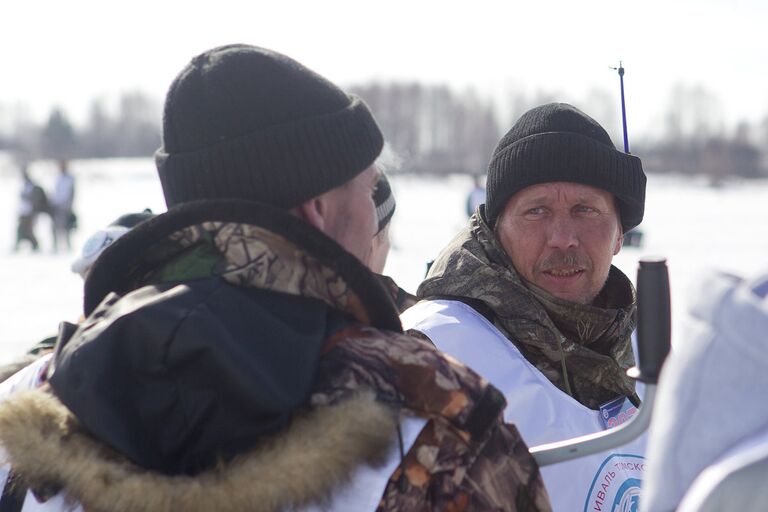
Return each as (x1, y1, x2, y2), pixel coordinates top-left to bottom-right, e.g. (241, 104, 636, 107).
(1, 92, 162, 162)
(1, 83, 767, 181)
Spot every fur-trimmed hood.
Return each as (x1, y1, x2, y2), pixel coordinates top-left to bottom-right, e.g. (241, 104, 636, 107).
(43, 200, 404, 476)
(0, 390, 396, 512)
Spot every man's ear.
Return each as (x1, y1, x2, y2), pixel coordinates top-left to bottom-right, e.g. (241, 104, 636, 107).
(294, 196, 328, 232)
(613, 229, 624, 255)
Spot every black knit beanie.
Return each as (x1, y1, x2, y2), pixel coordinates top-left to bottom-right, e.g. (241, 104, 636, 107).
(485, 103, 646, 231)
(373, 174, 396, 233)
(155, 44, 384, 209)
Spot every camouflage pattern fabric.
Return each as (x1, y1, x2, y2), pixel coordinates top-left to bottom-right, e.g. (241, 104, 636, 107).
(91, 213, 552, 511)
(314, 325, 552, 512)
(111, 221, 379, 326)
(377, 274, 419, 313)
(418, 209, 638, 409)
(170, 222, 374, 321)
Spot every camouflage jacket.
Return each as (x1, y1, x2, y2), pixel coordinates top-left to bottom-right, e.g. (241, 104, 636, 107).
(0, 200, 550, 511)
(377, 273, 419, 313)
(417, 208, 639, 409)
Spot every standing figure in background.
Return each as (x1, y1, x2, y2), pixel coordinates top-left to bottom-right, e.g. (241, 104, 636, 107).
(50, 159, 76, 252)
(14, 165, 47, 252)
(466, 174, 486, 217)
(0, 208, 157, 383)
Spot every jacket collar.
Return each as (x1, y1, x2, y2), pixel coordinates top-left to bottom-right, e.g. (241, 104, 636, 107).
(84, 199, 401, 332)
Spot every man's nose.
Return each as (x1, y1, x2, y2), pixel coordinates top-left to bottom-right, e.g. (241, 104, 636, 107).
(546, 215, 579, 249)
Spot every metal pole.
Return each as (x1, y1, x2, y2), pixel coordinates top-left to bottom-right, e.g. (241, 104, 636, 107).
(618, 62, 630, 154)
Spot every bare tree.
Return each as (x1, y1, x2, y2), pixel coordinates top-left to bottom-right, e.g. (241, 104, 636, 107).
(39, 107, 77, 159)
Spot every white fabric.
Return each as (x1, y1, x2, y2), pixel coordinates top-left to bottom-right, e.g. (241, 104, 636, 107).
(50, 174, 74, 209)
(302, 415, 427, 512)
(0, 353, 52, 404)
(17, 182, 35, 216)
(641, 271, 768, 512)
(0, 354, 81, 511)
(402, 299, 647, 512)
(677, 427, 768, 512)
(0, 353, 425, 511)
(70, 226, 130, 277)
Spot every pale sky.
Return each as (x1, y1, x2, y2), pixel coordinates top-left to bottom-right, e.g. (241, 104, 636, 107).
(4, 0, 767, 141)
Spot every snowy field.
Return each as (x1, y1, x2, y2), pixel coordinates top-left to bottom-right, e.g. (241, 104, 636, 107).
(1, 157, 767, 365)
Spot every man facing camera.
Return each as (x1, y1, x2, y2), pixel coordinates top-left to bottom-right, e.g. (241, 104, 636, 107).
(403, 103, 648, 511)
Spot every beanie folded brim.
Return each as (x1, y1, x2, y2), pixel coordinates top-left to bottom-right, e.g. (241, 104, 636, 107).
(486, 131, 646, 231)
(375, 193, 396, 233)
(156, 95, 383, 209)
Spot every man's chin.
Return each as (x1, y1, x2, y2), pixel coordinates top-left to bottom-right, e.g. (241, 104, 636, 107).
(551, 291, 594, 305)
(536, 277, 596, 305)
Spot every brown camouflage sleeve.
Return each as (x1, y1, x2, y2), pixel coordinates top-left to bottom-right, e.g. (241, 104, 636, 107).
(314, 327, 552, 512)
(378, 419, 551, 512)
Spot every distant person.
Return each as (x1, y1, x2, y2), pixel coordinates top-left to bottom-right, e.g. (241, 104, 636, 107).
(0, 208, 156, 383)
(50, 159, 76, 252)
(466, 174, 486, 217)
(622, 226, 644, 248)
(402, 103, 647, 510)
(13, 165, 47, 252)
(0, 44, 549, 511)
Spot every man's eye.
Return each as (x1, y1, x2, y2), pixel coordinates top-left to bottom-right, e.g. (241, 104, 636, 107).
(574, 205, 599, 215)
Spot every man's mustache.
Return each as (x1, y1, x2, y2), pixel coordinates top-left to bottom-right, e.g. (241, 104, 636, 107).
(537, 251, 593, 272)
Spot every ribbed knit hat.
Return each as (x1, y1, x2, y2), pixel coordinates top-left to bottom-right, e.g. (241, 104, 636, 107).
(155, 44, 384, 208)
(373, 174, 396, 233)
(485, 103, 646, 231)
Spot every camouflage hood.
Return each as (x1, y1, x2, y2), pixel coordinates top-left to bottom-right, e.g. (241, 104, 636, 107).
(51, 199, 405, 476)
(418, 209, 638, 409)
(83, 199, 401, 329)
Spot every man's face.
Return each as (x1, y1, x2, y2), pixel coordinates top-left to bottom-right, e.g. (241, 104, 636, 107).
(495, 181, 623, 305)
(323, 165, 380, 264)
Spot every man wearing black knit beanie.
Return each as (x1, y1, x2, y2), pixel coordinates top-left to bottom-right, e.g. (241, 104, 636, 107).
(0, 45, 551, 512)
(403, 103, 648, 511)
(367, 173, 419, 313)
(368, 173, 396, 274)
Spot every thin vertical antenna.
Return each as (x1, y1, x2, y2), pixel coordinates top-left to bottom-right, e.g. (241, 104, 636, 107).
(616, 61, 630, 154)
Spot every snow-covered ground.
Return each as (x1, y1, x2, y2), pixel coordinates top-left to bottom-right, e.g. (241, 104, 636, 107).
(1, 157, 767, 364)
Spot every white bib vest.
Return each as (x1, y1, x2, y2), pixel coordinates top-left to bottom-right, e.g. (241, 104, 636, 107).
(0, 354, 81, 512)
(402, 299, 647, 512)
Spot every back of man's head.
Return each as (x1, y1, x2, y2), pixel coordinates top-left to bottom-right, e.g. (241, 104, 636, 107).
(156, 44, 383, 209)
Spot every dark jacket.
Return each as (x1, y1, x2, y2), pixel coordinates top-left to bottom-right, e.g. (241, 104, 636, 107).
(0, 200, 550, 511)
